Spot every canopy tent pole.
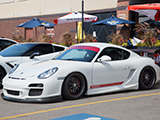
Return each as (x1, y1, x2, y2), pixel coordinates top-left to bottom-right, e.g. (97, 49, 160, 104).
(35, 27, 38, 41)
(82, 0, 84, 43)
(76, 21, 79, 43)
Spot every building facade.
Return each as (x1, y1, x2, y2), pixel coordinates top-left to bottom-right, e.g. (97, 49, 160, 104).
(0, 0, 159, 43)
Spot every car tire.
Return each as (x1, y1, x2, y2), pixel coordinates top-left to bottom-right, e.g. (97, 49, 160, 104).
(62, 73, 86, 100)
(139, 66, 156, 90)
(0, 67, 6, 89)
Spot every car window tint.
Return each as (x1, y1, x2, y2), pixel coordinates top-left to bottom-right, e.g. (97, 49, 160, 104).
(54, 46, 65, 52)
(98, 47, 130, 61)
(56, 48, 98, 62)
(59, 49, 87, 59)
(0, 44, 35, 56)
(24, 44, 54, 56)
(0, 40, 16, 50)
(123, 49, 130, 59)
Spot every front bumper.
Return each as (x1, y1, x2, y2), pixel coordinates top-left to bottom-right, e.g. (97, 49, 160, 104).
(1, 93, 62, 103)
(2, 74, 64, 103)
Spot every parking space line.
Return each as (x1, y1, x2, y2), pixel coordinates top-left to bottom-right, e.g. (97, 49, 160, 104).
(1, 92, 160, 120)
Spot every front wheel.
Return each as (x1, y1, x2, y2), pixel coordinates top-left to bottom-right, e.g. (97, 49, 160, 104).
(139, 67, 156, 90)
(62, 73, 86, 100)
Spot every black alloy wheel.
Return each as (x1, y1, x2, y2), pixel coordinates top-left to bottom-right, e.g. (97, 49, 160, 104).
(139, 67, 156, 90)
(62, 73, 86, 100)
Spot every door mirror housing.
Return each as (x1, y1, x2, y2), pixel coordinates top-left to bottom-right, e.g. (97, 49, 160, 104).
(30, 52, 40, 59)
(97, 55, 111, 62)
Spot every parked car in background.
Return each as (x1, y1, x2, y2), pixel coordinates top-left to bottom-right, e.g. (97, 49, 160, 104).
(0, 43, 67, 88)
(2, 43, 159, 102)
(0, 38, 18, 51)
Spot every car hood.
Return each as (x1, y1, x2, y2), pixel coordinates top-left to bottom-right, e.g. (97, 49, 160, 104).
(0, 56, 19, 65)
(10, 60, 90, 77)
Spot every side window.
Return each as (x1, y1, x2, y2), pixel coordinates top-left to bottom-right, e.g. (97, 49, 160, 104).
(0, 40, 16, 50)
(123, 50, 130, 59)
(53, 46, 65, 52)
(98, 47, 130, 61)
(25, 44, 54, 56)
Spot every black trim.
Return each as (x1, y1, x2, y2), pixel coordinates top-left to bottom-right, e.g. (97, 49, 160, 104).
(6, 62, 14, 68)
(129, 0, 160, 5)
(1, 93, 62, 103)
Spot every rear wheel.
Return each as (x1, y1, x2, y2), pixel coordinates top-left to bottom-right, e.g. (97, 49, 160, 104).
(62, 73, 86, 100)
(139, 67, 156, 90)
(0, 67, 6, 89)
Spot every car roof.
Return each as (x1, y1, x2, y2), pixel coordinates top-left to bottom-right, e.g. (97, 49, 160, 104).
(0, 38, 18, 43)
(16, 42, 50, 45)
(72, 42, 125, 49)
(13, 42, 67, 49)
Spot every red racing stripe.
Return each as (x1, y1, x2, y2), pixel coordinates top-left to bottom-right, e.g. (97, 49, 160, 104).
(90, 81, 124, 89)
(69, 46, 100, 52)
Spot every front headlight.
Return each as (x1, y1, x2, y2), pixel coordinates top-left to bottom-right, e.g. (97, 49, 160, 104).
(9, 64, 19, 75)
(38, 67, 58, 79)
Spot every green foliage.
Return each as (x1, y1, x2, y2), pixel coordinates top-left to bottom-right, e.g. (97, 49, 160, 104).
(154, 40, 160, 46)
(134, 22, 158, 47)
(12, 30, 24, 42)
(39, 34, 52, 43)
(108, 33, 124, 46)
(60, 32, 73, 46)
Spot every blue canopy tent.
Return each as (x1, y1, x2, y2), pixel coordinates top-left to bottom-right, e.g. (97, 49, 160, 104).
(92, 15, 135, 26)
(16, 18, 55, 40)
(92, 15, 135, 43)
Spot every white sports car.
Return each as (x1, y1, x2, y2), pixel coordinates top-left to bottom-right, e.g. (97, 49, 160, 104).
(0, 43, 67, 88)
(2, 43, 160, 102)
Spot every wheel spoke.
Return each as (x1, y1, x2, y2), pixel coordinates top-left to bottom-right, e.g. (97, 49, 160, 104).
(140, 67, 155, 89)
(67, 75, 82, 95)
(63, 73, 85, 99)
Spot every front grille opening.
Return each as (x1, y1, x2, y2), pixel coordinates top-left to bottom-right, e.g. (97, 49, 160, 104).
(7, 90, 19, 96)
(28, 84, 43, 87)
(29, 89, 43, 96)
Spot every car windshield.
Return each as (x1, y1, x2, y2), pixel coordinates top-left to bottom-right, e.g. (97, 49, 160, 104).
(55, 46, 100, 62)
(0, 44, 36, 57)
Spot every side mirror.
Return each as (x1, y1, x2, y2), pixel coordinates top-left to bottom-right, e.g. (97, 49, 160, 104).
(30, 52, 40, 59)
(97, 55, 111, 62)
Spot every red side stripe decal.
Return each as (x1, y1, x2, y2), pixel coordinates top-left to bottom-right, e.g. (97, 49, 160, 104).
(90, 81, 124, 89)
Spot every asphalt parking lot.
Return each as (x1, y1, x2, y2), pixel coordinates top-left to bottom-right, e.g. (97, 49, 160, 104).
(1, 81, 160, 120)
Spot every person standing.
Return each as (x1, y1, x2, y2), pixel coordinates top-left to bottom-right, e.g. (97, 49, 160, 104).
(155, 27, 160, 40)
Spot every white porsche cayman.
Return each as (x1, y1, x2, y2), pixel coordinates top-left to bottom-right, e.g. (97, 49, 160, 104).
(2, 43, 160, 102)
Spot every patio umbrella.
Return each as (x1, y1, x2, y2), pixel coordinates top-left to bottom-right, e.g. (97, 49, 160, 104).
(16, 18, 55, 40)
(92, 15, 135, 26)
(127, 3, 160, 21)
(92, 15, 135, 35)
(16, 18, 55, 28)
(53, 11, 97, 43)
(53, 11, 97, 25)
